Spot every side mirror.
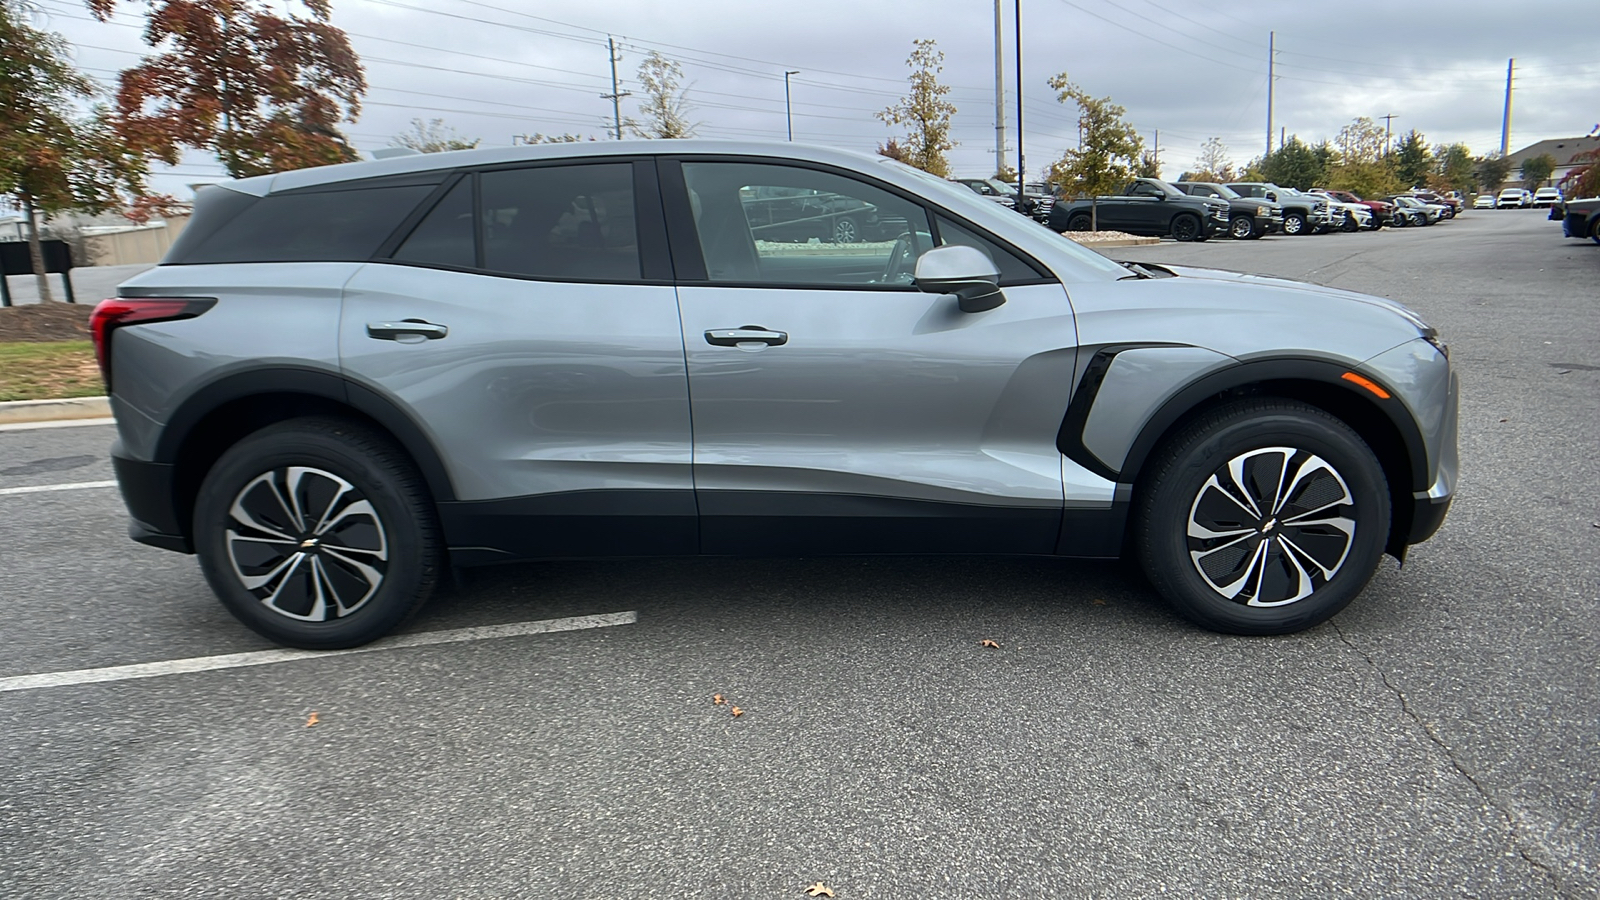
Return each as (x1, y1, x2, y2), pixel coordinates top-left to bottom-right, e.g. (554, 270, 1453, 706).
(912, 245, 1004, 313)
(1266, 191, 1279, 202)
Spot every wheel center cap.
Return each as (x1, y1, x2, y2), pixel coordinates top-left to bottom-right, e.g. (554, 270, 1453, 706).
(300, 538, 319, 550)
(1260, 518, 1277, 535)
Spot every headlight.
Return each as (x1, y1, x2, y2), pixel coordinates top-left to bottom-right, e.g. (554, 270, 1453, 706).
(1256, 206, 1268, 216)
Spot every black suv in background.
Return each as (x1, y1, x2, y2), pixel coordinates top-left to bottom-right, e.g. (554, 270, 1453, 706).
(1226, 182, 1331, 236)
(1172, 181, 1283, 239)
(1049, 177, 1229, 241)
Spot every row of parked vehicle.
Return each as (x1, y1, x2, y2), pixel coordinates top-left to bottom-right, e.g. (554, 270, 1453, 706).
(953, 176, 1464, 242)
(1479, 187, 1565, 208)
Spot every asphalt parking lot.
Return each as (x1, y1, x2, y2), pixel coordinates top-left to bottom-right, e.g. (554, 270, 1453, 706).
(1, 209, 1595, 898)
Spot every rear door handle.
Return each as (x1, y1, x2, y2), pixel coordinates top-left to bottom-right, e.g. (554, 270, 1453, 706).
(704, 326, 787, 347)
(367, 320, 448, 341)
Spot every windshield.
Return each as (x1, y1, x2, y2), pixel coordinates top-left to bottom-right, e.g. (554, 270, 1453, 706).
(985, 179, 1020, 196)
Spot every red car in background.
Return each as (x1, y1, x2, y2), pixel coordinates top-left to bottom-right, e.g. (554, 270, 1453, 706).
(1313, 189, 1392, 229)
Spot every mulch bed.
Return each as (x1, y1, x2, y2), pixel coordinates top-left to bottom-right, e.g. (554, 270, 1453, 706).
(0, 302, 95, 342)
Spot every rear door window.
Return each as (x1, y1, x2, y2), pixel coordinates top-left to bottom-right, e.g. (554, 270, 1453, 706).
(479, 163, 640, 282)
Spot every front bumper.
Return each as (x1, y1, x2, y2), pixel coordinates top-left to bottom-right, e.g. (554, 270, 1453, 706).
(1257, 213, 1283, 234)
(1205, 209, 1231, 234)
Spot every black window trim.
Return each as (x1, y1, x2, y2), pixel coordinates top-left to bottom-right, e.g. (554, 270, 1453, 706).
(371, 156, 676, 287)
(657, 154, 1057, 292)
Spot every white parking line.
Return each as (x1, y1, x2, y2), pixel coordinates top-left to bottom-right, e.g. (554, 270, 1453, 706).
(0, 417, 116, 432)
(0, 480, 118, 496)
(0, 611, 638, 693)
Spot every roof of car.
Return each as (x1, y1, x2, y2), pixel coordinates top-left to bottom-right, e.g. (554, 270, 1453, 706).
(221, 140, 899, 197)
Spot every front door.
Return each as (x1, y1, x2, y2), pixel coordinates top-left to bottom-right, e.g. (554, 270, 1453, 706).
(664, 158, 1077, 555)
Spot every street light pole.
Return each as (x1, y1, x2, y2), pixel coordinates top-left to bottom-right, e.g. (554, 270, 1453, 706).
(784, 70, 800, 141)
(1014, 0, 1026, 213)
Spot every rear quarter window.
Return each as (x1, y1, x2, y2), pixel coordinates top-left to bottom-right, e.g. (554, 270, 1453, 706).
(171, 183, 437, 264)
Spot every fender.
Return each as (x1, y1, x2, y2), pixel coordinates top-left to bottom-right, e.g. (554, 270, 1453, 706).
(152, 366, 458, 503)
(1059, 349, 1429, 494)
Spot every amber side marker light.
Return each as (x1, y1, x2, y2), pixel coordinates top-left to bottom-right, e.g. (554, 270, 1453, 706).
(1341, 371, 1391, 399)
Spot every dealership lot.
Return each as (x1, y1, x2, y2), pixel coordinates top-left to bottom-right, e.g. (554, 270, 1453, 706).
(1, 210, 1595, 898)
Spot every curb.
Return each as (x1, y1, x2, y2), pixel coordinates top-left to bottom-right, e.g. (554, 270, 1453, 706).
(0, 396, 112, 425)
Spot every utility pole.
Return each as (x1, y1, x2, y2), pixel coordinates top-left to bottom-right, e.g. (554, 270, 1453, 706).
(994, 0, 1006, 177)
(784, 70, 799, 141)
(1152, 129, 1159, 175)
(1265, 30, 1275, 157)
(1014, 0, 1025, 203)
(1500, 58, 1514, 158)
(1380, 114, 1396, 155)
(601, 37, 631, 140)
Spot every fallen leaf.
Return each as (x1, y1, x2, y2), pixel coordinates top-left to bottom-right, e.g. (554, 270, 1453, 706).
(1091, 598, 1107, 606)
(730, 706, 744, 717)
(305, 712, 319, 727)
(713, 693, 726, 705)
(1499, 418, 1508, 422)
(804, 883, 835, 898)
(979, 639, 1000, 649)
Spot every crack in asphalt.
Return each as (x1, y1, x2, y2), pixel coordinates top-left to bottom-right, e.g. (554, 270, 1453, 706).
(1331, 622, 1570, 898)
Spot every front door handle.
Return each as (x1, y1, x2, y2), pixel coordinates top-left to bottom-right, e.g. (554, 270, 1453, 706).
(367, 320, 449, 341)
(705, 326, 787, 347)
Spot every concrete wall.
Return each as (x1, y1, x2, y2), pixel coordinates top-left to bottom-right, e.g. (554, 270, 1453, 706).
(81, 216, 190, 267)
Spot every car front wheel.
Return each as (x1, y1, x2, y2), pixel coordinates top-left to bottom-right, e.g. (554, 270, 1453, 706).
(1134, 399, 1390, 635)
(194, 417, 443, 649)
(1171, 214, 1202, 242)
(1229, 215, 1257, 239)
(1281, 212, 1305, 235)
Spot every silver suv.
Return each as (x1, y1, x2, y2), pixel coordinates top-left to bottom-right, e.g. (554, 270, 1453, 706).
(97, 141, 1457, 649)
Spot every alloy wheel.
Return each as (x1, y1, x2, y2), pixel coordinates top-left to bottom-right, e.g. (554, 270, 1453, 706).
(225, 466, 389, 622)
(1185, 446, 1356, 607)
(1230, 216, 1255, 239)
(1282, 214, 1304, 235)
(832, 217, 858, 243)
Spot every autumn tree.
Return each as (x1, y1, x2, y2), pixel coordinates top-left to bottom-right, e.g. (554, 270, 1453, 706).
(1519, 152, 1557, 188)
(1475, 154, 1513, 193)
(1559, 146, 1599, 199)
(875, 137, 910, 163)
(876, 39, 957, 177)
(1392, 130, 1431, 188)
(2, 0, 147, 301)
(1187, 137, 1235, 183)
(1325, 117, 1400, 196)
(1045, 74, 1141, 197)
(630, 50, 697, 139)
(391, 118, 479, 153)
(87, 0, 366, 178)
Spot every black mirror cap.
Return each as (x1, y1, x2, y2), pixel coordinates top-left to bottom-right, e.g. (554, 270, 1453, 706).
(913, 276, 1006, 313)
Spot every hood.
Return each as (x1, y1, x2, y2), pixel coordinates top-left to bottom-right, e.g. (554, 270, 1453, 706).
(1126, 262, 1436, 335)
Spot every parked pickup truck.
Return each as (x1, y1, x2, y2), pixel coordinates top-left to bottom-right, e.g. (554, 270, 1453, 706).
(1226, 182, 1332, 235)
(1559, 197, 1600, 243)
(1048, 177, 1230, 241)
(1172, 181, 1282, 239)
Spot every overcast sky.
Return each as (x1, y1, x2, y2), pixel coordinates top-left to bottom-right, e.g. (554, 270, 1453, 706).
(29, 0, 1600, 197)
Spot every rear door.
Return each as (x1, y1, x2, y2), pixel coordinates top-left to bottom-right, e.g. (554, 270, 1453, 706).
(339, 159, 695, 561)
(663, 157, 1076, 556)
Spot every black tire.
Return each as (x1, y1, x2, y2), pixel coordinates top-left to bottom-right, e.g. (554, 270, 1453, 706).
(1340, 215, 1359, 233)
(1066, 213, 1093, 232)
(1282, 212, 1306, 236)
(1230, 215, 1257, 240)
(194, 416, 443, 649)
(832, 216, 859, 243)
(1171, 214, 1202, 242)
(1392, 212, 1408, 228)
(1590, 218, 1600, 246)
(1134, 399, 1390, 635)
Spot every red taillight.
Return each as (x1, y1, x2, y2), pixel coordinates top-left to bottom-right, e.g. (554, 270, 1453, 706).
(90, 298, 215, 389)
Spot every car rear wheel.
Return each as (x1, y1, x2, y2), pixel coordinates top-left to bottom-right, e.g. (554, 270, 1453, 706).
(194, 416, 443, 649)
(1066, 213, 1093, 232)
(1134, 399, 1390, 635)
(1171, 214, 1202, 242)
(1229, 216, 1257, 239)
(1282, 212, 1305, 235)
